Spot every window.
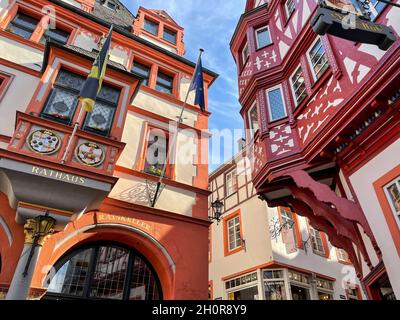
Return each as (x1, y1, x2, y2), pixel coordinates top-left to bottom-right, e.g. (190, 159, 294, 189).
(163, 28, 177, 44)
(266, 85, 287, 121)
(227, 215, 242, 251)
(345, 285, 360, 300)
(225, 168, 238, 196)
(316, 278, 334, 300)
(242, 42, 249, 65)
(248, 102, 259, 136)
(155, 71, 173, 94)
(285, 0, 295, 18)
(144, 128, 168, 177)
(255, 26, 271, 49)
(307, 38, 329, 81)
(83, 85, 120, 136)
(131, 62, 151, 86)
(226, 272, 258, 300)
(337, 248, 349, 262)
(263, 270, 287, 300)
(290, 65, 307, 106)
(44, 243, 162, 300)
(40, 27, 70, 45)
(41, 69, 120, 135)
(144, 18, 159, 36)
(288, 270, 311, 300)
(41, 69, 85, 124)
(7, 12, 39, 40)
(384, 177, 400, 222)
(368, 0, 387, 20)
(104, 0, 117, 10)
(280, 208, 298, 249)
(309, 226, 325, 255)
(0, 72, 12, 102)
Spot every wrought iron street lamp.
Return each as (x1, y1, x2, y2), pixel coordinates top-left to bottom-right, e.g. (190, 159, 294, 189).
(210, 199, 223, 223)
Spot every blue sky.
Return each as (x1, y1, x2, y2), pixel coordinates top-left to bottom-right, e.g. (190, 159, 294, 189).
(121, 0, 246, 171)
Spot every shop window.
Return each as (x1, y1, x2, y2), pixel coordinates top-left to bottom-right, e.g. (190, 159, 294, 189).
(131, 61, 151, 86)
(248, 101, 259, 137)
(155, 71, 173, 94)
(44, 243, 162, 300)
(255, 26, 271, 49)
(266, 85, 287, 121)
(225, 168, 238, 197)
(288, 270, 311, 300)
(285, 0, 295, 18)
(6, 12, 39, 40)
(345, 284, 360, 300)
(144, 127, 169, 177)
(384, 176, 400, 224)
(163, 28, 177, 44)
(290, 65, 307, 106)
(316, 278, 334, 300)
(307, 38, 330, 81)
(263, 269, 287, 300)
(40, 27, 70, 45)
(226, 272, 258, 300)
(144, 18, 159, 36)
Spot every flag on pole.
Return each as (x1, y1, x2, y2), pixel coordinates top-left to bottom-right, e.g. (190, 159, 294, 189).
(79, 25, 113, 112)
(189, 55, 205, 112)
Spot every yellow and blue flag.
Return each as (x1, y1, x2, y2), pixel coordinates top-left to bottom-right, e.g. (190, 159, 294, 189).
(189, 56, 205, 112)
(79, 25, 113, 112)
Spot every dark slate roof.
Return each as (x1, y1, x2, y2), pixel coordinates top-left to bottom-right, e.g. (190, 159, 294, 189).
(91, 0, 135, 30)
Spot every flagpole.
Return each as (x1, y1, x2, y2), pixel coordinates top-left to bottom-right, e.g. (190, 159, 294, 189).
(61, 107, 85, 164)
(151, 48, 204, 207)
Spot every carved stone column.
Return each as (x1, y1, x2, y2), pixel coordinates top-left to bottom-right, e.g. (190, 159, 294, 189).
(6, 215, 55, 300)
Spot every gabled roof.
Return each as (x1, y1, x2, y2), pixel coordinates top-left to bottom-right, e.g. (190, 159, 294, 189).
(146, 9, 181, 28)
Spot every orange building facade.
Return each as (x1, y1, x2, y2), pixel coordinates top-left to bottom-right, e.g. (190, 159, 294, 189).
(0, 0, 217, 300)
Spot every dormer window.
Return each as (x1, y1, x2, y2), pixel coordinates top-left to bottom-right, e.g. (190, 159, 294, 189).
(103, 0, 117, 11)
(144, 18, 159, 36)
(163, 28, 177, 44)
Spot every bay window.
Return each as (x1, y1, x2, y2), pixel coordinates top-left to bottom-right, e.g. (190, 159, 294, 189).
(307, 38, 329, 81)
(266, 85, 287, 121)
(7, 12, 39, 40)
(255, 26, 271, 49)
(290, 65, 307, 106)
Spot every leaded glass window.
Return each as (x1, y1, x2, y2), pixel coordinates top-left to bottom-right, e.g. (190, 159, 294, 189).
(291, 65, 307, 106)
(45, 243, 162, 300)
(83, 85, 120, 136)
(255, 26, 271, 49)
(267, 86, 287, 121)
(41, 69, 85, 124)
(7, 13, 39, 40)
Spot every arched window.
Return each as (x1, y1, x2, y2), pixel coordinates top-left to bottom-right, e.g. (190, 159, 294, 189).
(44, 243, 162, 300)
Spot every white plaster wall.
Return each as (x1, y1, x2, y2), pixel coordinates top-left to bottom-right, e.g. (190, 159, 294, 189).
(133, 90, 198, 127)
(72, 30, 98, 52)
(109, 172, 196, 217)
(60, 0, 81, 9)
(110, 46, 129, 67)
(0, 65, 39, 138)
(179, 76, 195, 105)
(350, 139, 400, 298)
(175, 129, 197, 185)
(0, 36, 43, 70)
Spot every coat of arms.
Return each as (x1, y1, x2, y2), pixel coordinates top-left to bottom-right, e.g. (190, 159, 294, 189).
(27, 129, 61, 155)
(75, 142, 105, 167)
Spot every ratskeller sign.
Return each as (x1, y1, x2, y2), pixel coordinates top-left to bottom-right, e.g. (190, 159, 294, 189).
(311, 0, 396, 50)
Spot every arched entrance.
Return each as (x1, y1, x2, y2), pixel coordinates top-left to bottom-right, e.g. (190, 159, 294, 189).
(42, 242, 162, 300)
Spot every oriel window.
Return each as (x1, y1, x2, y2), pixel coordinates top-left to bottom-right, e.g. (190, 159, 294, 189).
(308, 38, 329, 81)
(131, 62, 151, 86)
(266, 85, 287, 121)
(290, 65, 307, 106)
(155, 71, 173, 95)
(248, 102, 259, 136)
(7, 12, 39, 40)
(144, 18, 159, 36)
(255, 26, 271, 49)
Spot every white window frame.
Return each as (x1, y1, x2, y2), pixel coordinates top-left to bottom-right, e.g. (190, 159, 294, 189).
(242, 42, 249, 66)
(309, 226, 325, 255)
(285, 0, 295, 18)
(225, 168, 238, 197)
(262, 268, 289, 300)
(225, 271, 259, 300)
(290, 64, 307, 106)
(247, 101, 259, 137)
(255, 25, 272, 50)
(336, 248, 348, 262)
(227, 215, 241, 251)
(384, 176, 400, 228)
(288, 270, 312, 300)
(306, 37, 329, 81)
(266, 84, 287, 122)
